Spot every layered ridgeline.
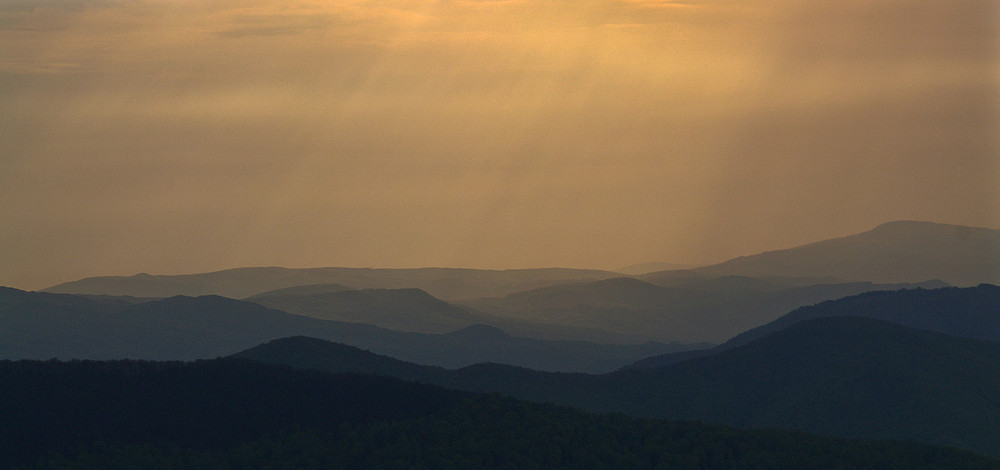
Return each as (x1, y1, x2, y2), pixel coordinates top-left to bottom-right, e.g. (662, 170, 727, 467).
(464, 220, 997, 343)
(235, 285, 1000, 458)
(237, 317, 1000, 459)
(43, 267, 623, 300)
(0, 287, 695, 373)
(244, 284, 646, 342)
(43, 222, 998, 301)
(40, 221, 997, 344)
(629, 283, 1000, 368)
(4, 360, 995, 470)
(465, 276, 944, 343)
(246, 285, 509, 334)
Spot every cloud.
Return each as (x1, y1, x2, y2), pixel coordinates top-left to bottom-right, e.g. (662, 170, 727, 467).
(0, 0, 996, 289)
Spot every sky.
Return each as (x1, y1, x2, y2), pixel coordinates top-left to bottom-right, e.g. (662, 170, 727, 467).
(1, 0, 998, 290)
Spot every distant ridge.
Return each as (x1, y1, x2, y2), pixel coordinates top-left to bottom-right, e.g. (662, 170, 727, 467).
(43, 266, 623, 300)
(615, 262, 693, 275)
(678, 221, 999, 286)
(245, 283, 354, 298)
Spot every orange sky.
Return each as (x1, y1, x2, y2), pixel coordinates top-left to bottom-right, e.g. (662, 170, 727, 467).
(2, 0, 998, 290)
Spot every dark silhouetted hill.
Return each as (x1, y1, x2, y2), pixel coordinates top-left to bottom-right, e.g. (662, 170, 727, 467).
(234, 336, 448, 382)
(5, 359, 995, 469)
(236, 317, 1000, 458)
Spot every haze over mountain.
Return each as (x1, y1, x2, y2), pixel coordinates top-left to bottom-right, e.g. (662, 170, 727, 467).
(43, 220, 993, 303)
(2, 0, 994, 465)
(246, 285, 640, 342)
(676, 221, 999, 286)
(466, 276, 945, 343)
(3, 0, 995, 294)
(615, 262, 693, 275)
(237, 316, 1000, 458)
(44, 267, 622, 301)
(0, 287, 691, 372)
(247, 287, 489, 334)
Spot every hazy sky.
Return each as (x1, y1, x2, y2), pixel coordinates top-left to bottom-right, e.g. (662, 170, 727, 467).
(2, 0, 998, 290)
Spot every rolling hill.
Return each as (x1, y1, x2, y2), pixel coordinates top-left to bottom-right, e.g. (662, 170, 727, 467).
(0, 287, 692, 372)
(5, 359, 994, 469)
(248, 287, 505, 334)
(236, 316, 1000, 458)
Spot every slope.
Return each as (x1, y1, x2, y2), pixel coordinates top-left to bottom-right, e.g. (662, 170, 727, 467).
(630, 283, 1000, 368)
(681, 220, 999, 286)
(0, 287, 690, 372)
(235, 317, 1000, 458)
(247, 287, 505, 334)
(5, 359, 994, 469)
(466, 275, 944, 343)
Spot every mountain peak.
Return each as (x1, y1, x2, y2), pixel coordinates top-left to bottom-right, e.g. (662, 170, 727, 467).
(695, 221, 999, 286)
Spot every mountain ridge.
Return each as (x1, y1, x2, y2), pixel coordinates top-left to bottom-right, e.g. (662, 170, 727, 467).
(678, 221, 999, 286)
(43, 266, 625, 300)
(0, 287, 696, 372)
(233, 315, 1000, 458)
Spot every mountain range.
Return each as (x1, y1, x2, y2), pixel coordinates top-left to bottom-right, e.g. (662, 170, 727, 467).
(464, 275, 944, 343)
(245, 284, 632, 341)
(43, 222, 999, 297)
(37, 220, 998, 344)
(43, 266, 623, 300)
(3, 220, 1000, 463)
(236, 299, 1000, 458)
(6, 358, 994, 469)
(0, 286, 693, 372)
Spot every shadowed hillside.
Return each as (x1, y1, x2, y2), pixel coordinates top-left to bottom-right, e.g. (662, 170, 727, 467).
(248, 287, 507, 334)
(5, 359, 995, 469)
(0, 287, 694, 372)
(236, 316, 1000, 458)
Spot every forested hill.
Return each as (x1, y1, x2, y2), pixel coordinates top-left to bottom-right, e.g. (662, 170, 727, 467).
(1, 358, 997, 469)
(236, 316, 1000, 458)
